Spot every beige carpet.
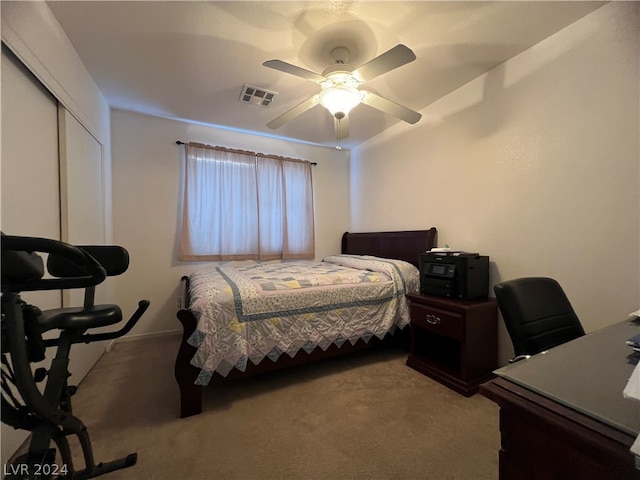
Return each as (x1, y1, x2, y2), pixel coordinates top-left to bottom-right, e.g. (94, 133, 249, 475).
(63, 335, 499, 480)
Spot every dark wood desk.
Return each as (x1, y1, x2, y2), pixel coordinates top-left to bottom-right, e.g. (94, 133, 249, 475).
(481, 318, 640, 480)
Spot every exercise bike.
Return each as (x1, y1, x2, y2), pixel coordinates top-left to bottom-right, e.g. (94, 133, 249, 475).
(1, 234, 149, 479)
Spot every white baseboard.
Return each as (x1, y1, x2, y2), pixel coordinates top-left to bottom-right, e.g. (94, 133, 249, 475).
(105, 329, 182, 352)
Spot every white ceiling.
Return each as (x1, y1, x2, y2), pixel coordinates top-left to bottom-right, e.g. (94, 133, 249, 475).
(47, 1, 605, 150)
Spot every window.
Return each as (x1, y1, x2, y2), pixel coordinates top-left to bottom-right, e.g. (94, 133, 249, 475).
(179, 143, 314, 261)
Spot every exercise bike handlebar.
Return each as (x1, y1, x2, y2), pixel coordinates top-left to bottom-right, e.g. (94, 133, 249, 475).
(2, 234, 150, 345)
(2, 235, 107, 293)
(42, 300, 151, 347)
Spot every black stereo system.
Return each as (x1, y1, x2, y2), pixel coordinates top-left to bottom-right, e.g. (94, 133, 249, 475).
(420, 252, 489, 300)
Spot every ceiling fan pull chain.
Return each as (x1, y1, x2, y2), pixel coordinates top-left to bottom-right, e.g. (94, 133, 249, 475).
(336, 118, 342, 151)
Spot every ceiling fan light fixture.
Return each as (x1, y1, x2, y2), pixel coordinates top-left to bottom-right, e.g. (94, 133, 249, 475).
(319, 71, 362, 117)
(319, 85, 361, 117)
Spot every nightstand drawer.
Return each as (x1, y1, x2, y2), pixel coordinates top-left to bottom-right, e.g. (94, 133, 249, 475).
(409, 303, 463, 340)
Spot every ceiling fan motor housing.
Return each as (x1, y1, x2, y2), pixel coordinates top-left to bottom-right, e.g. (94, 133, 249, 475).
(329, 46, 350, 64)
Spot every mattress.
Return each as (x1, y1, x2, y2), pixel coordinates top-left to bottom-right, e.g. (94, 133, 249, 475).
(186, 255, 420, 385)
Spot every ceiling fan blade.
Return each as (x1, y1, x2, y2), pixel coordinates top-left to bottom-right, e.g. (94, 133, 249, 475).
(263, 60, 326, 83)
(267, 94, 321, 129)
(352, 44, 416, 82)
(360, 91, 422, 124)
(334, 115, 349, 140)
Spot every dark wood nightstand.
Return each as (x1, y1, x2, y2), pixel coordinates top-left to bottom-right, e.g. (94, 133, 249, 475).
(405, 292, 498, 396)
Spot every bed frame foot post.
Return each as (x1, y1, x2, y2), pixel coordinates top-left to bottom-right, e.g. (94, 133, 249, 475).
(179, 383, 203, 418)
(175, 298, 204, 418)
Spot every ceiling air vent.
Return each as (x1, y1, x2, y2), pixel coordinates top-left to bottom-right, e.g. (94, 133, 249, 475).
(239, 84, 277, 107)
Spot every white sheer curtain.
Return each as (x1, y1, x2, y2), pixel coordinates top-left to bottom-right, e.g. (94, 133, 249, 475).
(179, 143, 314, 261)
(257, 154, 315, 259)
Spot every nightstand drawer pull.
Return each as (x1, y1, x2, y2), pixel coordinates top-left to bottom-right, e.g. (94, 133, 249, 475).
(425, 314, 441, 325)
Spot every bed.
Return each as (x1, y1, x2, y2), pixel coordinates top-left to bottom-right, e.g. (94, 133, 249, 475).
(174, 228, 437, 417)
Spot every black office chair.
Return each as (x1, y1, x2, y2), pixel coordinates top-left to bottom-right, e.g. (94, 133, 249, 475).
(493, 277, 585, 363)
(1, 234, 149, 479)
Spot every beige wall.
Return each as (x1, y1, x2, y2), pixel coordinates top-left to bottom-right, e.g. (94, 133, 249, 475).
(110, 110, 350, 337)
(350, 2, 640, 364)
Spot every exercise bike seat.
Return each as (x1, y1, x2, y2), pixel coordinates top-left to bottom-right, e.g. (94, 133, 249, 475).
(38, 304, 123, 332)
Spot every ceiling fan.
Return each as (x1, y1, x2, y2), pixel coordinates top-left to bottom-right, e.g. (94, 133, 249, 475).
(263, 44, 422, 149)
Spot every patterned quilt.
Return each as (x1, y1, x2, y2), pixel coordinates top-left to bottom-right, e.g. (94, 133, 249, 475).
(186, 255, 420, 385)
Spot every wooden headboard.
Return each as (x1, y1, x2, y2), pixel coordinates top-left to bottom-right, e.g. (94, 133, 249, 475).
(341, 228, 437, 267)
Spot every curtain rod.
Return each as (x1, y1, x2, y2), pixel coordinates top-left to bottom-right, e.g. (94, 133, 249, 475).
(175, 141, 317, 165)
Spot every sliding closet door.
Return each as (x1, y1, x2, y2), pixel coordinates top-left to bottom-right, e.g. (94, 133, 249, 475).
(59, 108, 106, 245)
(58, 107, 108, 379)
(0, 47, 61, 310)
(1, 46, 60, 259)
(0, 44, 60, 463)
